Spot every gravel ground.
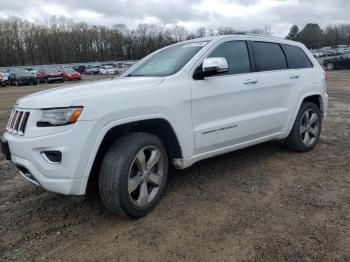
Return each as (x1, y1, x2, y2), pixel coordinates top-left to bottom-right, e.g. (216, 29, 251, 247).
(0, 71, 349, 261)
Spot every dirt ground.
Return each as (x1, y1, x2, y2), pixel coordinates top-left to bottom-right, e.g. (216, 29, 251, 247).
(0, 71, 349, 261)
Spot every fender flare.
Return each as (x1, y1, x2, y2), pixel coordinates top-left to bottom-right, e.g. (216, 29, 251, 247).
(79, 114, 184, 193)
(288, 92, 325, 132)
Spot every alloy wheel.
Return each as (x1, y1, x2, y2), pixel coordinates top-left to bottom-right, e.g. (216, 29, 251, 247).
(127, 146, 165, 207)
(300, 109, 319, 147)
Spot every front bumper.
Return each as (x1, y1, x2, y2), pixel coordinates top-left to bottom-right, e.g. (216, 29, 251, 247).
(48, 77, 63, 82)
(2, 120, 97, 195)
(66, 75, 81, 80)
(18, 78, 36, 84)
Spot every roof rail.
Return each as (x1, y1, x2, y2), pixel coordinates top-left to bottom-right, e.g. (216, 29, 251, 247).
(230, 33, 284, 40)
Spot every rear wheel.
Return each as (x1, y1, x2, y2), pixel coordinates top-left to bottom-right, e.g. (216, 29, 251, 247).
(99, 132, 168, 217)
(285, 102, 322, 152)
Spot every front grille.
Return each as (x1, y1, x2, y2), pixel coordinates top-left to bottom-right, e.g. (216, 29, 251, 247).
(6, 109, 30, 136)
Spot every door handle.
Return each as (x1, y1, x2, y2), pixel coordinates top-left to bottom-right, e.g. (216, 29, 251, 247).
(244, 79, 258, 85)
(290, 75, 300, 79)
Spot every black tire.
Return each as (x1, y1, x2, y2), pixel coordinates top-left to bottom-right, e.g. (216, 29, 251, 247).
(99, 132, 168, 217)
(285, 102, 322, 152)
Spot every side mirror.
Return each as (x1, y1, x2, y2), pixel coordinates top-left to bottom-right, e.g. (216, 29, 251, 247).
(194, 57, 229, 80)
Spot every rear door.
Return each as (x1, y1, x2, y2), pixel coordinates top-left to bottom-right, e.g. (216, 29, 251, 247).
(190, 40, 262, 154)
(252, 41, 293, 135)
(280, 44, 315, 131)
(255, 42, 315, 135)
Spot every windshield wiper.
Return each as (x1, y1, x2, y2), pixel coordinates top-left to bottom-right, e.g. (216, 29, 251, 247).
(126, 74, 146, 77)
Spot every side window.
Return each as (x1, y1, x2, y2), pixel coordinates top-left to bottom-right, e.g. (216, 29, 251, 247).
(283, 44, 313, 69)
(253, 42, 287, 72)
(208, 41, 251, 75)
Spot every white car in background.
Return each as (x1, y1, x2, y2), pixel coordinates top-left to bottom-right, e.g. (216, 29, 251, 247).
(0, 72, 9, 87)
(311, 50, 323, 58)
(99, 65, 117, 75)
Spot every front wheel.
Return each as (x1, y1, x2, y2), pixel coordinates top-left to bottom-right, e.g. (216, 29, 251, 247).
(99, 132, 168, 217)
(285, 102, 322, 152)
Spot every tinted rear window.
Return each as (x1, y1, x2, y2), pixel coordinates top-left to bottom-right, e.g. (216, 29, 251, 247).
(283, 45, 313, 69)
(253, 42, 287, 72)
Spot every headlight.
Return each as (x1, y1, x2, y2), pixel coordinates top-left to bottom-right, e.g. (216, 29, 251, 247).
(37, 107, 83, 127)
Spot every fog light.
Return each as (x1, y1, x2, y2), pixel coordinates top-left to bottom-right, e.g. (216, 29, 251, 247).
(41, 151, 62, 164)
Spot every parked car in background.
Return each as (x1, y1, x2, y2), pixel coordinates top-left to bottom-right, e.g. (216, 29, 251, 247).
(311, 50, 323, 58)
(60, 68, 81, 81)
(0, 72, 9, 87)
(99, 65, 117, 75)
(37, 67, 64, 84)
(26, 68, 39, 76)
(8, 69, 37, 86)
(325, 49, 338, 56)
(323, 52, 350, 70)
(84, 65, 100, 75)
(72, 65, 86, 74)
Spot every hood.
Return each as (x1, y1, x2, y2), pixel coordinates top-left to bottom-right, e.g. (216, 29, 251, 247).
(16, 77, 164, 109)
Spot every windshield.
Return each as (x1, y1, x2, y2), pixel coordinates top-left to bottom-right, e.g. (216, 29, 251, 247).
(16, 69, 31, 76)
(126, 41, 208, 77)
(64, 68, 77, 73)
(45, 68, 59, 73)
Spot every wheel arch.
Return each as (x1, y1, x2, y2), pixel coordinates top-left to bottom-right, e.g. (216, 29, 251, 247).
(288, 92, 325, 133)
(84, 117, 183, 194)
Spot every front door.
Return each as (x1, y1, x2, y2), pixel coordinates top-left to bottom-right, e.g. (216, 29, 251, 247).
(190, 40, 262, 154)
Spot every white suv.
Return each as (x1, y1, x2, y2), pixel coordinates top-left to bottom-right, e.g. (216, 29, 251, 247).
(1, 35, 328, 217)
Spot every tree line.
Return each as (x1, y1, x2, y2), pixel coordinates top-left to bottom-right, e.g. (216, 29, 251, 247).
(286, 23, 350, 49)
(1, 16, 349, 67)
(0, 17, 272, 67)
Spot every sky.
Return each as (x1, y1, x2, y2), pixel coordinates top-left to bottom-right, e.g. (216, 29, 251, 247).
(0, 0, 349, 37)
